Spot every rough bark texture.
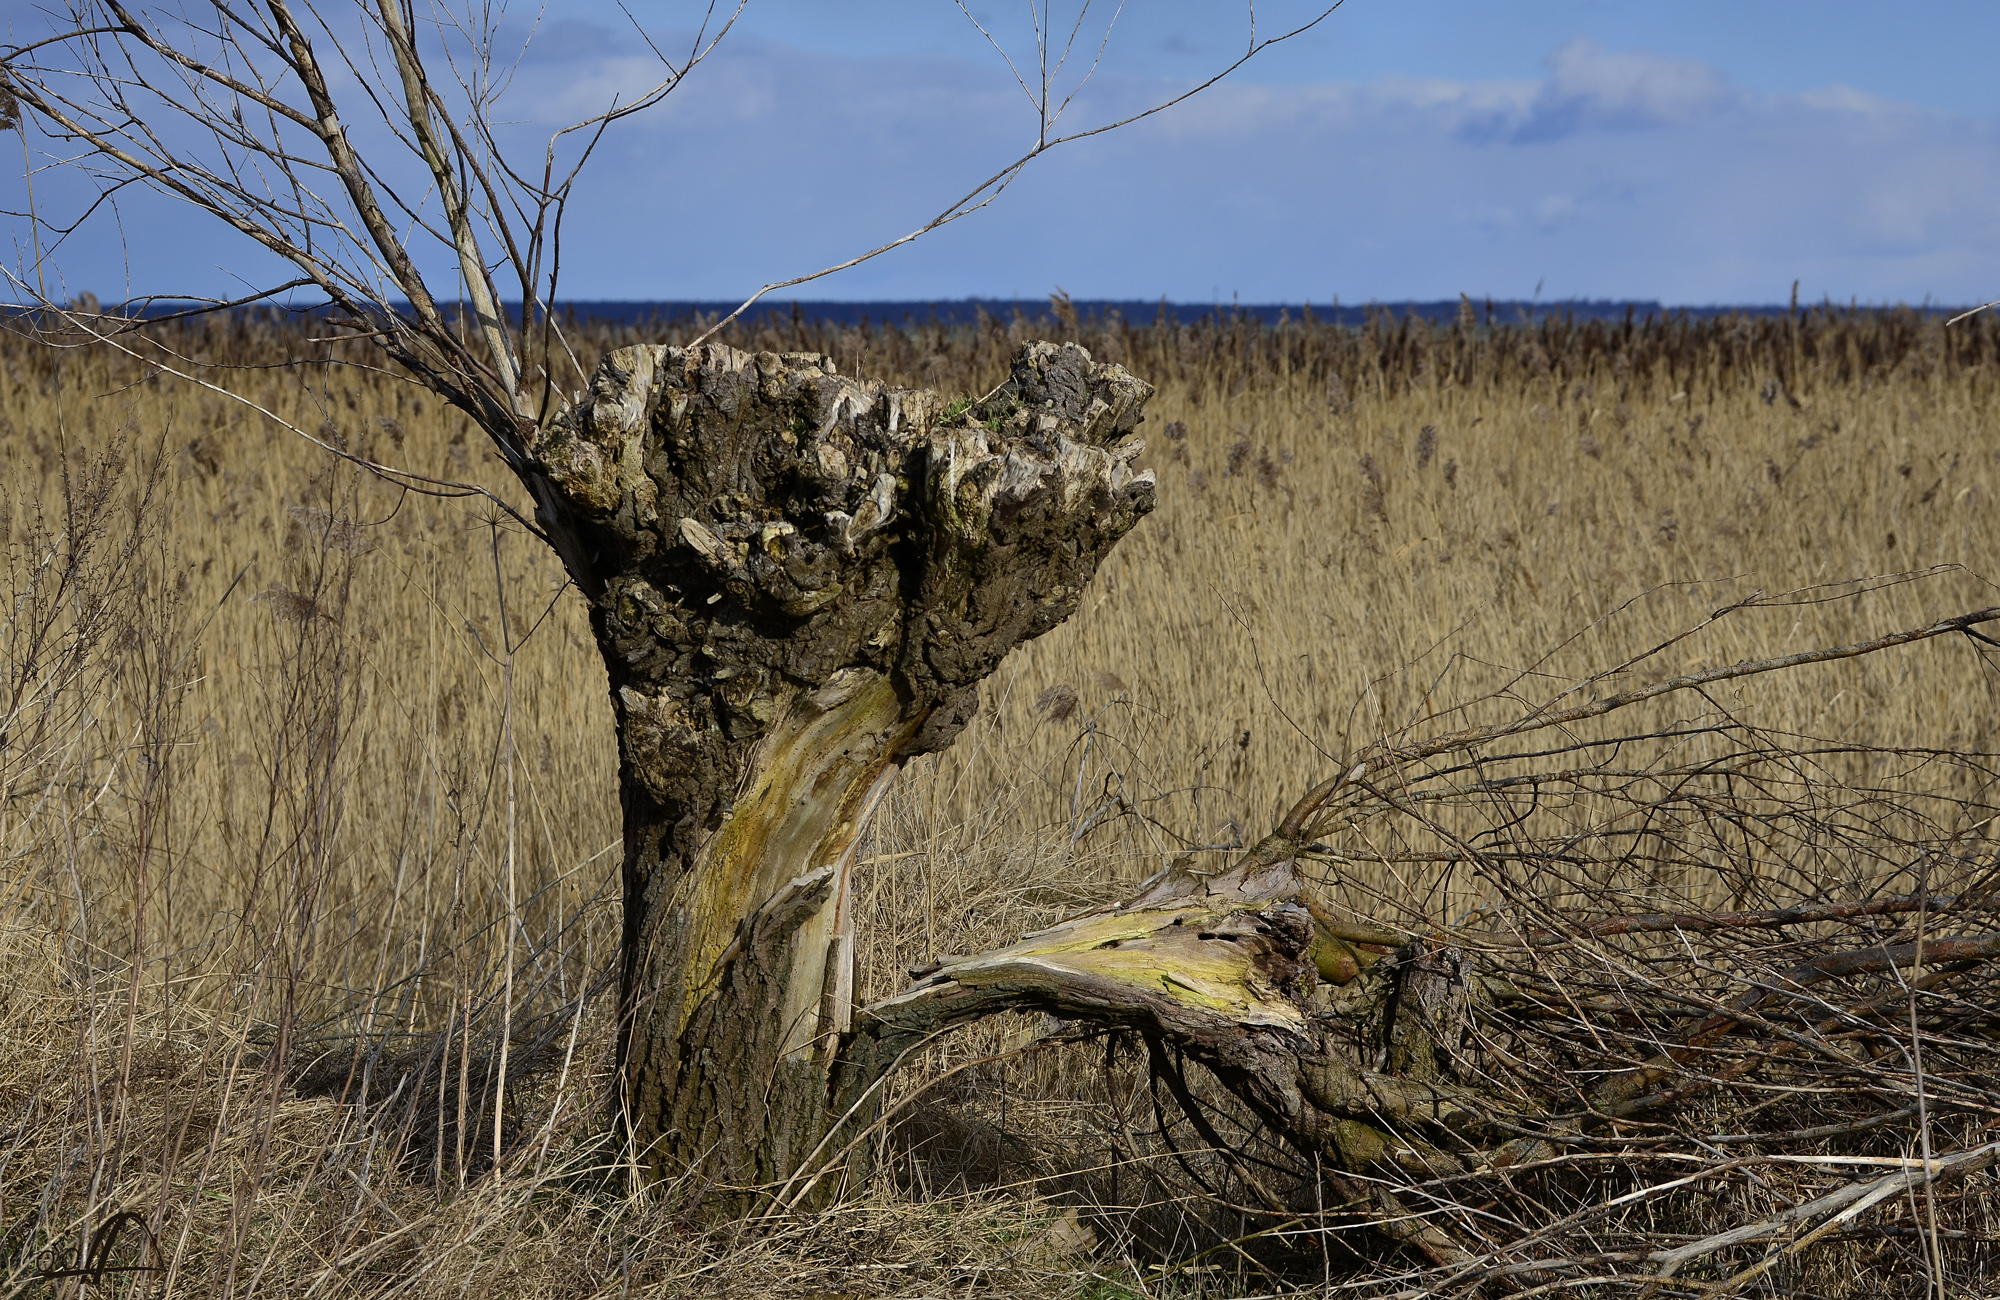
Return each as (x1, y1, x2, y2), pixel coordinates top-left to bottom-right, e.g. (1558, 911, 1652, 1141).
(528, 339, 1154, 1191)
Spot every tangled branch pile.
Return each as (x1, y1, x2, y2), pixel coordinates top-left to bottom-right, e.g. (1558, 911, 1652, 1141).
(855, 595, 2000, 1295)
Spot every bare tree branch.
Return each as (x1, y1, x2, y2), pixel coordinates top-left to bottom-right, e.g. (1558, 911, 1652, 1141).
(691, 3, 1346, 344)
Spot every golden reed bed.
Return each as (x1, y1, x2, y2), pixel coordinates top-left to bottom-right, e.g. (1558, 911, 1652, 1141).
(1, 304, 1995, 1295)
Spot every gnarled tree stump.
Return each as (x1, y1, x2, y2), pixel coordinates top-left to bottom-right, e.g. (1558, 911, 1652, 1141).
(533, 339, 1154, 1191)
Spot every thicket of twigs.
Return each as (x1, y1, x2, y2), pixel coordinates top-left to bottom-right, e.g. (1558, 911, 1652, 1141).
(0, 303, 1996, 1296)
(1114, 589, 2000, 1294)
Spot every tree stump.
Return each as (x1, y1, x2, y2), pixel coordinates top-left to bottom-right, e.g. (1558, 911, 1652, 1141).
(532, 339, 1155, 1194)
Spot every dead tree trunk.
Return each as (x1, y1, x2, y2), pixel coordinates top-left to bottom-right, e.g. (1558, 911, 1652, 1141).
(529, 340, 1155, 1192)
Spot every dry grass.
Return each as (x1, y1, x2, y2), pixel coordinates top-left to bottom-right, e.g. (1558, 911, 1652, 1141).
(0, 305, 1995, 1296)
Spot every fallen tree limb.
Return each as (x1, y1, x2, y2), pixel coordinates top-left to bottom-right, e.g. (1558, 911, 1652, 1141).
(1642, 1138, 2000, 1290)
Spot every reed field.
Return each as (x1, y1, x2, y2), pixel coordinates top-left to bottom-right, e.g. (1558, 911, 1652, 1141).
(2, 303, 1997, 1296)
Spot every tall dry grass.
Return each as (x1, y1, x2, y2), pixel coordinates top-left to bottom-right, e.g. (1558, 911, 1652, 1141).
(0, 303, 1993, 1296)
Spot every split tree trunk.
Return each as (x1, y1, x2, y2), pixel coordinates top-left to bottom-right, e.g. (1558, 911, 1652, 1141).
(530, 339, 1156, 1193)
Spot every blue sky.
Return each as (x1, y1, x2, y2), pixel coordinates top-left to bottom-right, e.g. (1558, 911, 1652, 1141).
(8, 2, 2000, 306)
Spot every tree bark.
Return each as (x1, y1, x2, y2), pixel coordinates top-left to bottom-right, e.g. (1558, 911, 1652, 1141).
(528, 339, 1155, 1194)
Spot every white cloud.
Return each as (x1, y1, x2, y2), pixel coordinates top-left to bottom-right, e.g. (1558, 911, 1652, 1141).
(1537, 39, 1734, 131)
(1534, 193, 1580, 229)
(1451, 39, 1735, 143)
(1797, 83, 1908, 116)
